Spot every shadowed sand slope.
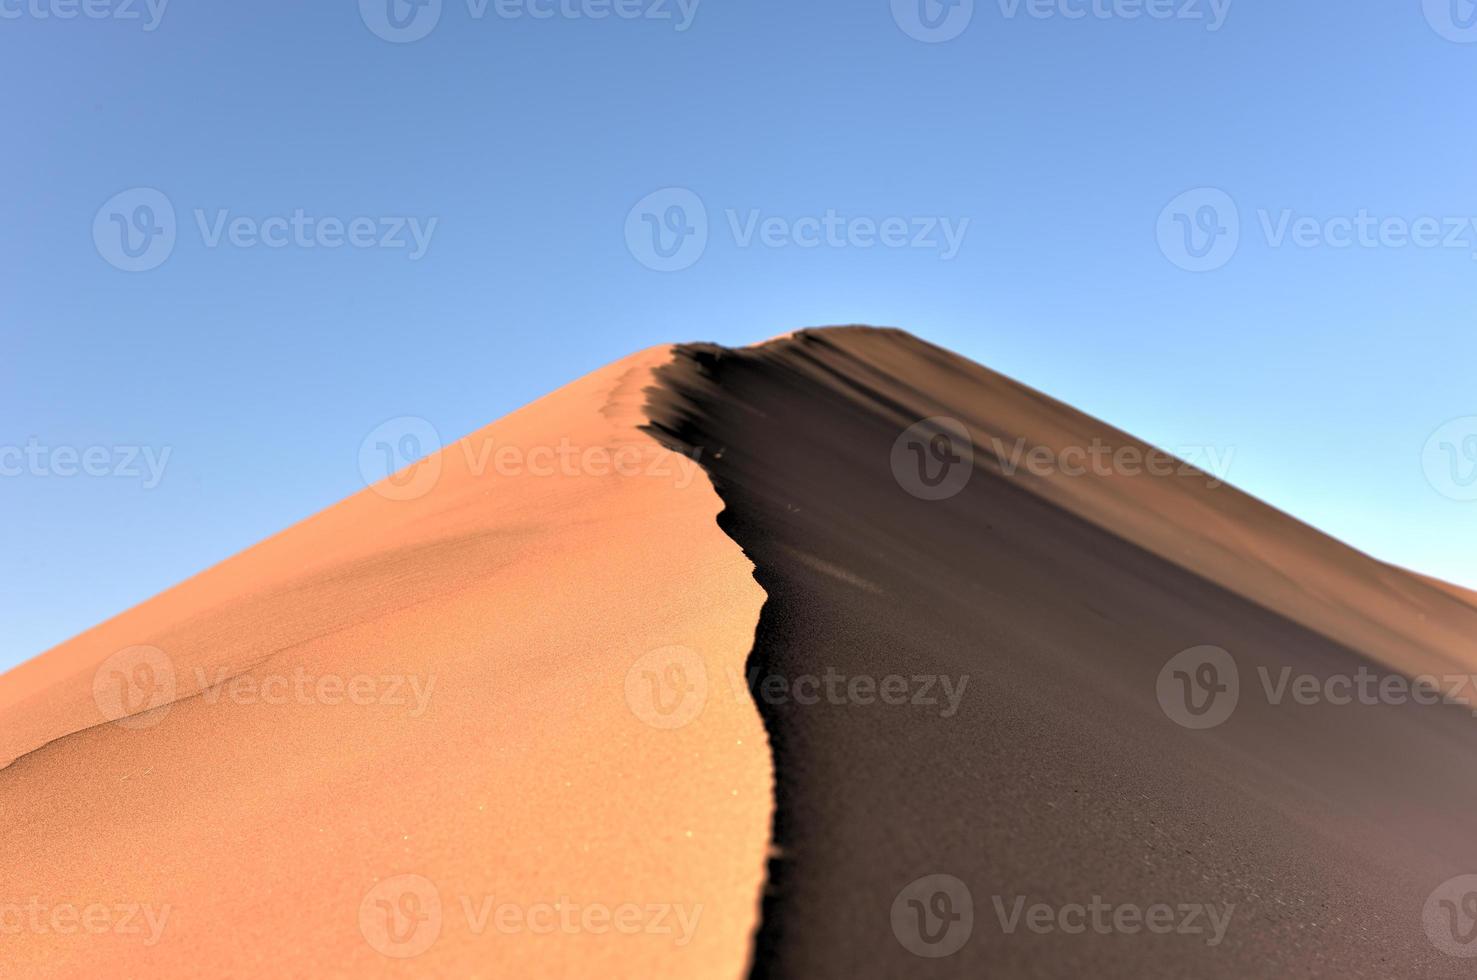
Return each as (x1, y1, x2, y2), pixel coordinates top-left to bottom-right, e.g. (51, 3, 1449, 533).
(0, 347, 770, 978)
(645, 327, 1477, 978)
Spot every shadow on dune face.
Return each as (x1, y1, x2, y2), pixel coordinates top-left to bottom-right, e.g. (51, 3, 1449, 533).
(645, 327, 1477, 979)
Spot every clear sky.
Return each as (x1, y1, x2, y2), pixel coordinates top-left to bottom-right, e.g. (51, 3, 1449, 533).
(3, 1, 1475, 673)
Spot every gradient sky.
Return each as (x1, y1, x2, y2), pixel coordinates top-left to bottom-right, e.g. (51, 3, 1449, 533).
(3, 0, 1475, 673)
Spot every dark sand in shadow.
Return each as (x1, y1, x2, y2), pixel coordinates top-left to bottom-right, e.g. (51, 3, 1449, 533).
(646, 327, 1477, 979)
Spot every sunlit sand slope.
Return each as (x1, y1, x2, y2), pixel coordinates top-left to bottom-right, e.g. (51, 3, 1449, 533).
(0, 346, 770, 979)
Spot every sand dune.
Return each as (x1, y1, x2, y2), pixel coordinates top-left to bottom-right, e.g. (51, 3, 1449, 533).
(1417, 572, 1477, 610)
(0, 347, 770, 978)
(6, 326, 1477, 977)
(647, 327, 1477, 978)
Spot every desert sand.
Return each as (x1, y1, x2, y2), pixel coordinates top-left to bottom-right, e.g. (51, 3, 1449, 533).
(647, 327, 1477, 978)
(6, 326, 1477, 978)
(0, 346, 770, 978)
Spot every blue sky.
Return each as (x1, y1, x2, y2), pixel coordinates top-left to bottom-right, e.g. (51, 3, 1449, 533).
(3, 0, 1475, 672)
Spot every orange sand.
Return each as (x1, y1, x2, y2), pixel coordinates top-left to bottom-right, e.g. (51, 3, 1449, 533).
(0, 347, 770, 978)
